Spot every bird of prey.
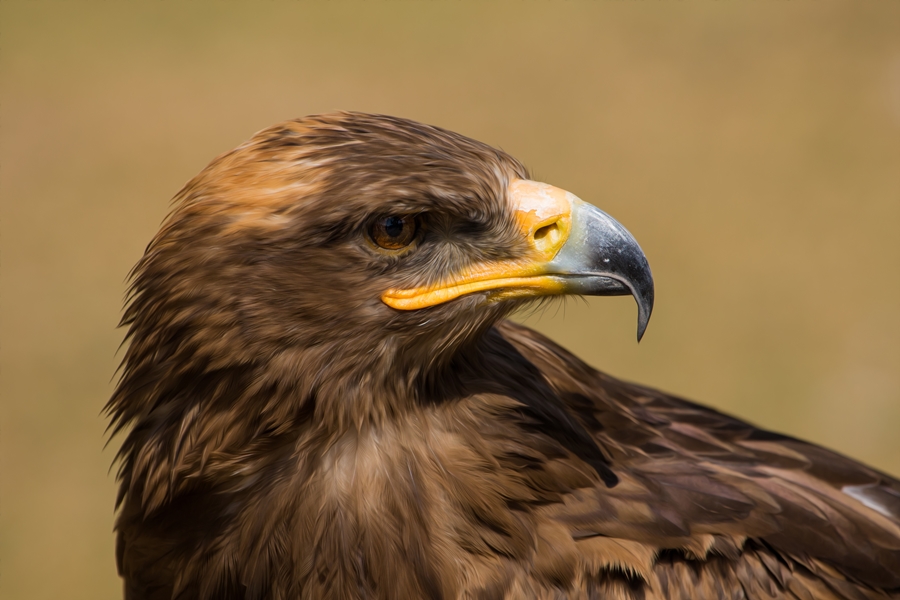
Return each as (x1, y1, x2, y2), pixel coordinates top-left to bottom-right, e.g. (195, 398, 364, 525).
(108, 112, 900, 600)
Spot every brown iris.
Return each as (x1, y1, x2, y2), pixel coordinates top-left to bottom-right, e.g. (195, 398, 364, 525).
(370, 215, 417, 250)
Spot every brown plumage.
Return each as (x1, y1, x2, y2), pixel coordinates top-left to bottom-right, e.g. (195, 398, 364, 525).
(108, 112, 900, 599)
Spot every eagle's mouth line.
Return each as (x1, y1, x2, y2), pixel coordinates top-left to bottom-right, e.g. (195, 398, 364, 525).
(382, 272, 567, 310)
(381, 272, 632, 310)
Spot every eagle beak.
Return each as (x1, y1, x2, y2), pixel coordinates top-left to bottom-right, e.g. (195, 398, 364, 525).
(382, 179, 655, 341)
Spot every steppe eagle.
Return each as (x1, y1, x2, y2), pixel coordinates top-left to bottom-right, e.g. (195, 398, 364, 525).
(108, 112, 900, 599)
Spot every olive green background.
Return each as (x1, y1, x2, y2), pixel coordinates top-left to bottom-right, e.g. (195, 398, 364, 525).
(2, 2, 899, 598)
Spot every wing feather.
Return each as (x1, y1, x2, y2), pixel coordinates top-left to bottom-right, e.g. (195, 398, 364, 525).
(496, 321, 900, 597)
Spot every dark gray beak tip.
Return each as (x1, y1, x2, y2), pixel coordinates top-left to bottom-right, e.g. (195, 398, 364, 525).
(629, 266, 654, 342)
(636, 292, 653, 342)
(637, 257, 654, 342)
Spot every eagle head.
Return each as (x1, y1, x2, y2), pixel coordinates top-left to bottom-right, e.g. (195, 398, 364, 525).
(110, 111, 651, 503)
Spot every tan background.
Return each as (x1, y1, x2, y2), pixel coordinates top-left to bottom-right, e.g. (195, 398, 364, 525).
(2, 2, 899, 598)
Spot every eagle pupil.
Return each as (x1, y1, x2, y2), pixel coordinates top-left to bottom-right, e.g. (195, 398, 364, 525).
(384, 216, 405, 238)
(370, 215, 416, 250)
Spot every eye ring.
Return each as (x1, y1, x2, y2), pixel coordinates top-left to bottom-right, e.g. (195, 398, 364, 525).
(368, 215, 418, 251)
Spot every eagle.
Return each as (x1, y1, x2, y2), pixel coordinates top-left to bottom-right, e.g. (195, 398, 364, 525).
(108, 112, 900, 600)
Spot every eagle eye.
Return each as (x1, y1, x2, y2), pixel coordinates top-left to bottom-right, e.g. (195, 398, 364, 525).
(369, 215, 417, 250)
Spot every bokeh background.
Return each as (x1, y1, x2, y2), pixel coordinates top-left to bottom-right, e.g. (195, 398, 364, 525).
(2, 1, 899, 598)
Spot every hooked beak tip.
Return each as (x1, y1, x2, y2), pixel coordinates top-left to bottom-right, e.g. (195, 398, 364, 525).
(635, 281, 654, 343)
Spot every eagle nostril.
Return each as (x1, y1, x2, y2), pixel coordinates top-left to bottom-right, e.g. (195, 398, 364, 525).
(533, 221, 561, 253)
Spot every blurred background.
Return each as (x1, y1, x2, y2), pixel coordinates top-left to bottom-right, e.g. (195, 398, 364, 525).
(2, 1, 899, 598)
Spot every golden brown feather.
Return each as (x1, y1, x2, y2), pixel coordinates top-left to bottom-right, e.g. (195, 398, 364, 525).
(108, 112, 900, 599)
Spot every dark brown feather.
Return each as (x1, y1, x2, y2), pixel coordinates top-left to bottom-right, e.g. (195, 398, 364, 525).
(109, 112, 900, 599)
